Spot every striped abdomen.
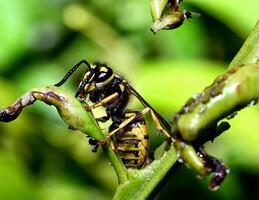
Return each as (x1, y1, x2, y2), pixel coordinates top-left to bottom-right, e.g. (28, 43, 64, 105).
(110, 118, 149, 169)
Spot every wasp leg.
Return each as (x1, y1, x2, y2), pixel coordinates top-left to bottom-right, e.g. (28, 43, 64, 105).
(85, 93, 119, 111)
(139, 107, 173, 142)
(99, 113, 136, 145)
(99, 107, 173, 146)
(100, 106, 173, 146)
(175, 140, 229, 191)
(109, 139, 116, 152)
(96, 115, 110, 122)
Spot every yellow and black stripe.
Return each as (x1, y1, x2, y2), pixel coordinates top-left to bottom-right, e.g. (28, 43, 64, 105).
(113, 116, 149, 169)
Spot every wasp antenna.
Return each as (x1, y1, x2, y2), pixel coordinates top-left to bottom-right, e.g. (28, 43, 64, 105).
(54, 60, 92, 87)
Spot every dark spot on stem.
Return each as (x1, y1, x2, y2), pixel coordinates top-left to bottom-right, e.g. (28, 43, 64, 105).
(173, 66, 244, 123)
(45, 91, 66, 102)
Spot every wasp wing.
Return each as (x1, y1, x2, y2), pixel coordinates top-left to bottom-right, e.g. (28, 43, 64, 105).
(125, 82, 172, 131)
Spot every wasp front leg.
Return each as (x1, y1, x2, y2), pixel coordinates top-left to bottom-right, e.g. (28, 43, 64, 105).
(83, 92, 119, 123)
(84, 93, 119, 111)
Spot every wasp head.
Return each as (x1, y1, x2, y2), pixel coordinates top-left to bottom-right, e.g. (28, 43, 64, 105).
(76, 64, 115, 98)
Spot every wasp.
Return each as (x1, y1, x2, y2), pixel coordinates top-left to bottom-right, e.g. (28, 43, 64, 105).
(54, 60, 172, 169)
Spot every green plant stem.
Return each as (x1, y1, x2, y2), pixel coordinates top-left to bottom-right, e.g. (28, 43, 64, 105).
(103, 145, 128, 184)
(113, 143, 178, 200)
(112, 20, 259, 199)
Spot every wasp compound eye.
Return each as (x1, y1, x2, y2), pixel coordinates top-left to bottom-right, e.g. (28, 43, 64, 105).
(95, 67, 113, 83)
(96, 71, 109, 82)
(94, 67, 114, 89)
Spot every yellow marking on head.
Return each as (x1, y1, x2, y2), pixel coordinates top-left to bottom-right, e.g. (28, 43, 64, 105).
(83, 71, 90, 79)
(84, 83, 95, 92)
(100, 66, 108, 72)
(81, 72, 96, 93)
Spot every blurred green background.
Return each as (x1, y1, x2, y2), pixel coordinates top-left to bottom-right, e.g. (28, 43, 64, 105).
(0, 0, 259, 199)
